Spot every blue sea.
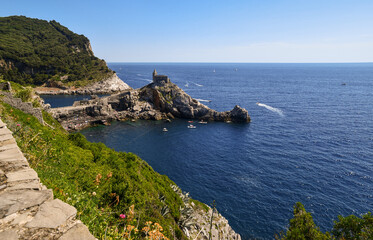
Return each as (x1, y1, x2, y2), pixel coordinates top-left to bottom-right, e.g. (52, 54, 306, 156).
(43, 63, 373, 239)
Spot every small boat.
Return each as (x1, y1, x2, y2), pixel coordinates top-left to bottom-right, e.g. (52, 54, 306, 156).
(188, 121, 194, 123)
(234, 68, 238, 71)
(187, 124, 196, 129)
(341, 83, 347, 86)
(198, 120, 207, 124)
(163, 128, 168, 132)
(213, 69, 216, 73)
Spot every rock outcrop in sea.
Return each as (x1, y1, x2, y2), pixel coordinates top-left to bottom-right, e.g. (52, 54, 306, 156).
(48, 70, 250, 131)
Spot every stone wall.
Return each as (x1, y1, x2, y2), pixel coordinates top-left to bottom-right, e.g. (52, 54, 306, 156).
(0, 119, 95, 239)
(0, 92, 44, 125)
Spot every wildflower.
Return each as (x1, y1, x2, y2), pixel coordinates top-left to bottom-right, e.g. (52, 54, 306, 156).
(119, 214, 126, 219)
(16, 124, 20, 127)
(92, 192, 96, 196)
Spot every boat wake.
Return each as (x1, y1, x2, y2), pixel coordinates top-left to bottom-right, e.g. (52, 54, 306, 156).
(257, 103, 284, 117)
(191, 82, 203, 87)
(196, 98, 211, 103)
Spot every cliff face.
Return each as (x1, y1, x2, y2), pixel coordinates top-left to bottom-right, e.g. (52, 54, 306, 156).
(0, 16, 113, 86)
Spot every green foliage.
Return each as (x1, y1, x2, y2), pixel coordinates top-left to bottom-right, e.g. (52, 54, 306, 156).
(281, 202, 330, 240)
(0, 102, 187, 239)
(332, 212, 373, 240)
(0, 16, 113, 86)
(281, 203, 372, 240)
(14, 87, 32, 102)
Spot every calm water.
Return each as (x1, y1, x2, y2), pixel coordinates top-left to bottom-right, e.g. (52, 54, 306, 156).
(45, 63, 373, 239)
(41, 94, 108, 108)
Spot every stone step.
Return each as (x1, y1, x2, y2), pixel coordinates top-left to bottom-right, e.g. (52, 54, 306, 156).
(0, 120, 6, 128)
(0, 143, 18, 152)
(0, 157, 29, 173)
(0, 189, 53, 218)
(0, 127, 12, 136)
(0, 147, 23, 158)
(7, 180, 41, 191)
(0, 138, 16, 147)
(6, 169, 40, 187)
(59, 222, 96, 240)
(26, 199, 77, 229)
(0, 133, 14, 143)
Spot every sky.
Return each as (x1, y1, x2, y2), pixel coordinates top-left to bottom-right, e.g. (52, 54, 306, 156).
(1, 0, 373, 63)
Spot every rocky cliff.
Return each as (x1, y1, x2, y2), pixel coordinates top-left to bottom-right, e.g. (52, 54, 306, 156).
(35, 73, 131, 95)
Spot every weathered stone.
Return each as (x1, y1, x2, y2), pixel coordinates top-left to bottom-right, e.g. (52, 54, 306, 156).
(0, 189, 53, 218)
(0, 133, 14, 142)
(0, 138, 16, 147)
(0, 120, 6, 128)
(0, 127, 12, 135)
(7, 181, 41, 191)
(0, 157, 29, 172)
(0, 147, 23, 158)
(0, 143, 18, 152)
(0, 229, 19, 240)
(11, 211, 33, 225)
(26, 199, 77, 229)
(59, 223, 96, 240)
(6, 169, 39, 186)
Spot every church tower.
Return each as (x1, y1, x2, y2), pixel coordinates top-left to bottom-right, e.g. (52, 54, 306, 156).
(152, 69, 157, 81)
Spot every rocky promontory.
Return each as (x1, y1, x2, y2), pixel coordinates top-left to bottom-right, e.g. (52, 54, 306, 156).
(48, 70, 250, 131)
(35, 73, 131, 95)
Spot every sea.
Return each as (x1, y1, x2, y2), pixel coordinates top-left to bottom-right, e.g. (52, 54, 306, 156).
(42, 63, 373, 239)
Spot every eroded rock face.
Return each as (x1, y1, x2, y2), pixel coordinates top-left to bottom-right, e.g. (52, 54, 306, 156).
(35, 73, 131, 95)
(138, 81, 250, 122)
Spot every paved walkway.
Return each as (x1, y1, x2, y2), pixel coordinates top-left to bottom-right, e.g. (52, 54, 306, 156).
(0, 119, 95, 239)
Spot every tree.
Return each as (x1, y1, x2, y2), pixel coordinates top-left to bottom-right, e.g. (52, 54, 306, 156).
(332, 212, 373, 240)
(281, 202, 330, 240)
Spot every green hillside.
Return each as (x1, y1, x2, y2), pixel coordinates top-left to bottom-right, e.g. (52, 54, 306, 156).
(0, 16, 113, 86)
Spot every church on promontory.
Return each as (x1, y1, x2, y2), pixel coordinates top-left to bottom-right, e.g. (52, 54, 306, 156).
(152, 69, 170, 85)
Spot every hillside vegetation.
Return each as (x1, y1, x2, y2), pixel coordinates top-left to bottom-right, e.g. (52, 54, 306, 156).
(0, 98, 193, 239)
(0, 16, 113, 86)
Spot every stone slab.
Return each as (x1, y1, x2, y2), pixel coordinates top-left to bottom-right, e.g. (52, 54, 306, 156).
(0, 138, 16, 147)
(0, 189, 53, 218)
(0, 127, 12, 136)
(7, 180, 41, 191)
(0, 158, 29, 172)
(0, 143, 18, 152)
(6, 169, 39, 185)
(0, 147, 23, 158)
(0, 134, 14, 142)
(0, 229, 19, 240)
(11, 211, 33, 225)
(26, 199, 77, 229)
(0, 120, 6, 128)
(59, 223, 96, 240)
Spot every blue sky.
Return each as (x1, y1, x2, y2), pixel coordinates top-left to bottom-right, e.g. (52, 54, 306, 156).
(1, 0, 373, 62)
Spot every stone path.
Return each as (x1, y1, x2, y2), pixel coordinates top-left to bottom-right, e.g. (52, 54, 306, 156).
(0, 119, 96, 239)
